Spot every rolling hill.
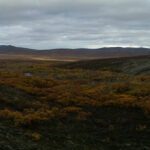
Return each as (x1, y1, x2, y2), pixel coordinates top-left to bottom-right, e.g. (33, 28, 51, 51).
(0, 45, 150, 61)
(61, 55, 150, 75)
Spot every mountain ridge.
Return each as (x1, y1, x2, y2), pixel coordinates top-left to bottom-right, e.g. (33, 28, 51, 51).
(0, 45, 150, 61)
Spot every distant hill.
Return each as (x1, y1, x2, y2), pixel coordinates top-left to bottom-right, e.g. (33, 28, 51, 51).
(0, 45, 34, 54)
(0, 45, 150, 61)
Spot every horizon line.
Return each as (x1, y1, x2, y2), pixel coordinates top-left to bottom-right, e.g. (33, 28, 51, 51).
(0, 44, 150, 51)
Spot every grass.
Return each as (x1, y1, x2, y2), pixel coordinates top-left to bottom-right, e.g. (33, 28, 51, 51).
(0, 56, 149, 149)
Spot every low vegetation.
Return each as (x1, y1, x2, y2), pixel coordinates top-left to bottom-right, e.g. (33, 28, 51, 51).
(0, 56, 149, 149)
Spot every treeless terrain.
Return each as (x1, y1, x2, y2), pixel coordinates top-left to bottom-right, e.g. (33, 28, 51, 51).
(0, 45, 150, 61)
(0, 56, 149, 149)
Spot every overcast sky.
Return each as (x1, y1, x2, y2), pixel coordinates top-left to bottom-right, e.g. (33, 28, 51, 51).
(0, 0, 150, 49)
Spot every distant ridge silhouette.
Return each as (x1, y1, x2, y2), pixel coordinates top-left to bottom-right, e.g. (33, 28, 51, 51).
(0, 45, 150, 61)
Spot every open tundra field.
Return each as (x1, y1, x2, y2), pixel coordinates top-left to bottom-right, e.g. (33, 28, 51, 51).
(0, 56, 150, 150)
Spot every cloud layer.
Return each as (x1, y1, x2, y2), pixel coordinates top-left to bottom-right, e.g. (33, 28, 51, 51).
(0, 0, 150, 49)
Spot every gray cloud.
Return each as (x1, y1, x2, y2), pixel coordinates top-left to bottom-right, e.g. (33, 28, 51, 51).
(0, 0, 150, 49)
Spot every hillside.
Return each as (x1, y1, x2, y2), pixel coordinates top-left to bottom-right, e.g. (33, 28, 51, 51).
(0, 45, 150, 61)
(0, 56, 149, 149)
(62, 55, 150, 75)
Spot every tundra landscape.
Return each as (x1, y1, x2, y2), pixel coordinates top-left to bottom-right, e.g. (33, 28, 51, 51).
(1, 0, 150, 149)
(0, 46, 149, 149)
